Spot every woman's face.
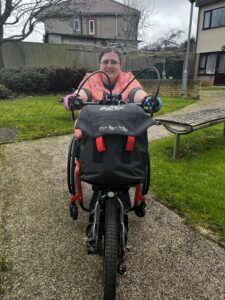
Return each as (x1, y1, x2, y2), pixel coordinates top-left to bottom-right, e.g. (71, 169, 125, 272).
(99, 52, 122, 84)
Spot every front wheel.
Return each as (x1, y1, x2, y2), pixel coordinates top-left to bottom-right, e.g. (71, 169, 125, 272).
(102, 198, 119, 300)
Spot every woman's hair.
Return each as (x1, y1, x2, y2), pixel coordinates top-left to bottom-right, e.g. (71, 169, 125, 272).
(99, 48, 122, 64)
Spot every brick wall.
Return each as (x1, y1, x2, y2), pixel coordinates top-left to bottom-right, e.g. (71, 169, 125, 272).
(139, 79, 201, 99)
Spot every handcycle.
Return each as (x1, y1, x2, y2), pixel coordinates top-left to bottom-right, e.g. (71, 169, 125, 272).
(66, 67, 160, 300)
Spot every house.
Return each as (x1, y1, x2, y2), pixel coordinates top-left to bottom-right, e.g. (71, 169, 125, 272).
(38, 0, 140, 51)
(195, 0, 225, 85)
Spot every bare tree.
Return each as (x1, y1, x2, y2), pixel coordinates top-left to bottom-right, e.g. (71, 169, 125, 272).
(111, 0, 154, 71)
(115, 0, 155, 50)
(155, 28, 184, 50)
(181, 37, 196, 53)
(0, 0, 95, 68)
(141, 28, 184, 52)
(140, 28, 185, 79)
(128, 0, 155, 42)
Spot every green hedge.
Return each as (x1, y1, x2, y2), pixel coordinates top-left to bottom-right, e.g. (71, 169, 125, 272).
(0, 84, 12, 99)
(0, 67, 86, 94)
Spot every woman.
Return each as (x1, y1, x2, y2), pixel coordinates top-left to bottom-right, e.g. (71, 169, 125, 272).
(77, 48, 147, 103)
(64, 47, 161, 107)
(64, 48, 162, 217)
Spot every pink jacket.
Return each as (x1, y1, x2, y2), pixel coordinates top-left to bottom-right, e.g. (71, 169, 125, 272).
(79, 71, 143, 101)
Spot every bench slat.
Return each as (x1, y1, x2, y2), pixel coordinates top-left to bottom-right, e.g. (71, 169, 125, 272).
(156, 108, 225, 129)
(155, 107, 225, 159)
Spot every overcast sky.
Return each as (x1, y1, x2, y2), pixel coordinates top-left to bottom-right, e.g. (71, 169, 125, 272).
(25, 0, 199, 44)
(147, 0, 198, 43)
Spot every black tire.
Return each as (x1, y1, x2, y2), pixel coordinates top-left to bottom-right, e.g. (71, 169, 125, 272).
(67, 138, 74, 194)
(67, 137, 78, 195)
(102, 198, 119, 300)
(142, 151, 150, 195)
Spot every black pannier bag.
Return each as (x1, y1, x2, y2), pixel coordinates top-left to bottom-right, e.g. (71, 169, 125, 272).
(76, 104, 155, 186)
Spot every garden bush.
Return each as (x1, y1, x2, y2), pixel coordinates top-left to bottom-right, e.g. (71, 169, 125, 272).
(0, 67, 85, 94)
(48, 67, 86, 92)
(0, 84, 12, 99)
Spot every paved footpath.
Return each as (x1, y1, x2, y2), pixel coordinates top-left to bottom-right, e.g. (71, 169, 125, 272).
(0, 88, 225, 300)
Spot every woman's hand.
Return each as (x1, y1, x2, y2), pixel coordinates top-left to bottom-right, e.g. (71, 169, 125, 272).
(64, 94, 83, 111)
(141, 96, 162, 113)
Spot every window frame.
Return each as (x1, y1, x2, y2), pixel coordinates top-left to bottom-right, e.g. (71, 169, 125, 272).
(74, 18, 81, 33)
(198, 52, 218, 76)
(203, 10, 211, 29)
(89, 19, 95, 35)
(203, 6, 225, 30)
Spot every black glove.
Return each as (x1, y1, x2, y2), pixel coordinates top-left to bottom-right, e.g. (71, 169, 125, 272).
(64, 94, 83, 111)
(141, 96, 162, 113)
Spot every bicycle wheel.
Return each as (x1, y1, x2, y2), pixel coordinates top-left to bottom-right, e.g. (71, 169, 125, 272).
(142, 151, 150, 195)
(67, 137, 79, 195)
(102, 198, 119, 300)
(67, 137, 74, 194)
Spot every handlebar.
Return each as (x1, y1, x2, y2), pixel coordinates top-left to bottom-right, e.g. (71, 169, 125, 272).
(68, 97, 156, 120)
(66, 66, 161, 120)
(75, 66, 160, 103)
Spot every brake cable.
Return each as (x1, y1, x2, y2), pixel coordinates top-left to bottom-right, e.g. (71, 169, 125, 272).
(117, 66, 161, 99)
(70, 71, 113, 120)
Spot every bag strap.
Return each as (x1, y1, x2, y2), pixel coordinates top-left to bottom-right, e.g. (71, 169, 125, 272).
(95, 135, 135, 153)
(125, 136, 135, 152)
(96, 136, 106, 152)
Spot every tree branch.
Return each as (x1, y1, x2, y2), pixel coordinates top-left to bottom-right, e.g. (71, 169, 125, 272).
(0, 0, 96, 44)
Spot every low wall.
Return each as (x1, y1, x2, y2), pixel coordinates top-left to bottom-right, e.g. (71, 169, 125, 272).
(139, 79, 201, 99)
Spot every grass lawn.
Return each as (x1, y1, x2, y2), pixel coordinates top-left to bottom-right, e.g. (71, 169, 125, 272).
(156, 97, 194, 116)
(0, 95, 76, 142)
(0, 95, 193, 142)
(150, 125, 225, 243)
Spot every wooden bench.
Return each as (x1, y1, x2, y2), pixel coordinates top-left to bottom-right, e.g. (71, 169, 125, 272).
(155, 107, 225, 159)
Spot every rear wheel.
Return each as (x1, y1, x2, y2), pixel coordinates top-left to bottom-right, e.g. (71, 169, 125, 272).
(102, 198, 119, 300)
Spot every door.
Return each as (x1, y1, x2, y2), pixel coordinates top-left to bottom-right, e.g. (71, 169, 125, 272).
(214, 53, 225, 85)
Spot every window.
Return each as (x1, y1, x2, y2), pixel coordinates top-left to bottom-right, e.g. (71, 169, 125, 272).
(203, 7, 225, 29)
(74, 18, 81, 32)
(199, 55, 207, 74)
(206, 54, 217, 74)
(89, 20, 95, 34)
(198, 53, 217, 75)
(218, 54, 225, 74)
(212, 7, 225, 27)
(203, 11, 211, 29)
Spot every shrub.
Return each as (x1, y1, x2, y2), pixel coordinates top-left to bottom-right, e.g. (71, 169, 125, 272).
(0, 84, 11, 99)
(0, 67, 86, 94)
(48, 67, 85, 92)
